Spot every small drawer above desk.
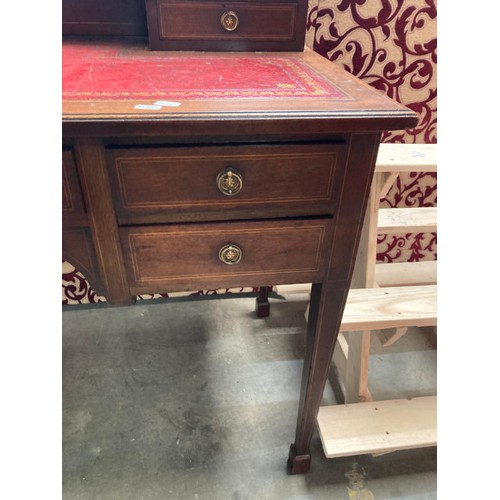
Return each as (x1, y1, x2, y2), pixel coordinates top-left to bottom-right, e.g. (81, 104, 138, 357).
(62, 149, 87, 227)
(145, 0, 307, 51)
(107, 143, 346, 224)
(120, 218, 332, 294)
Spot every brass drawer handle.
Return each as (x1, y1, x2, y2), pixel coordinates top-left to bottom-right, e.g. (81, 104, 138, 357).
(216, 168, 243, 196)
(219, 244, 242, 265)
(220, 11, 239, 32)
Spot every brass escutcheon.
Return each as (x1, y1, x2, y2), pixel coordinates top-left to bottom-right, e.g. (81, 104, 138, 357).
(220, 10, 239, 32)
(216, 168, 243, 196)
(219, 244, 242, 265)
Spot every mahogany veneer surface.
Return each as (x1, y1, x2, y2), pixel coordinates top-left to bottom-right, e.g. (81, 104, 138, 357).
(145, 0, 308, 51)
(121, 218, 332, 293)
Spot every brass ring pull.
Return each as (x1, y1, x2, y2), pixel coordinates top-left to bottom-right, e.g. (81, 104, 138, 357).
(216, 168, 243, 196)
(219, 244, 242, 265)
(220, 11, 239, 32)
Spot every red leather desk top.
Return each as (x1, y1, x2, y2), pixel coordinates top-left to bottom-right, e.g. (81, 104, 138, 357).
(62, 39, 346, 100)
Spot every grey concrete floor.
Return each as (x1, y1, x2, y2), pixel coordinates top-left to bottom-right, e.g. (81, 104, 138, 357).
(62, 291, 437, 499)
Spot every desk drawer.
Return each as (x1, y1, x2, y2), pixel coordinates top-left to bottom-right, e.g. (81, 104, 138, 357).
(145, 0, 306, 51)
(121, 218, 332, 294)
(108, 143, 344, 223)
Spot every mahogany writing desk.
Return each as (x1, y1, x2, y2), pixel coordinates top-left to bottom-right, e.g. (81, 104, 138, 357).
(62, 38, 417, 473)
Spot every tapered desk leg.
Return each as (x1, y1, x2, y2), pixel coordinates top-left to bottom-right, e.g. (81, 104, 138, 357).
(255, 286, 271, 317)
(287, 282, 348, 474)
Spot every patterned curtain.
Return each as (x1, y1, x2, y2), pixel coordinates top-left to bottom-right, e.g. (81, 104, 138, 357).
(308, 0, 437, 264)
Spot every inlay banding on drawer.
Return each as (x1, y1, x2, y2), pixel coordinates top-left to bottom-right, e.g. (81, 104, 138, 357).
(121, 219, 332, 293)
(107, 143, 345, 222)
(144, 0, 307, 51)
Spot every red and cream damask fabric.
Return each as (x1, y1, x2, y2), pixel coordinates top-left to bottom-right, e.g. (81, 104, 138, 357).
(62, 0, 437, 303)
(309, 0, 437, 264)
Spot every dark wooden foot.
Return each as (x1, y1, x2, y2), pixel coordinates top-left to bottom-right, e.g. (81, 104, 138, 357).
(289, 284, 349, 474)
(255, 286, 270, 318)
(286, 444, 311, 474)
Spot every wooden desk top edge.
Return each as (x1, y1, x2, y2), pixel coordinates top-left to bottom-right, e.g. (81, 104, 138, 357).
(62, 41, 418, 134)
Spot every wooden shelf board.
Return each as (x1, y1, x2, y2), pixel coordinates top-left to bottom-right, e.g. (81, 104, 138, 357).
(378, 207, 437, 233)
(375, 260, 437, 287)
(340, 284, 437, 331)
(275, 283, 311, 295)
(376, 144, 437, 173)
(317, 396, 437, 458)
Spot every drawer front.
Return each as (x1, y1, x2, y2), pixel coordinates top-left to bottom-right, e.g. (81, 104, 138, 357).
(146, 0, 306, 51)
(62, 150, 87, 226)
(108, 143, 345, 223)
(121, 218, 332, 293)
(63, 0, 147, 36)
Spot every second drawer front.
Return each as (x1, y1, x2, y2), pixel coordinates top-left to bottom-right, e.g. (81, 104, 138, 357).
(121, 218, 332, 293)
(108, 143, 344, 222)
